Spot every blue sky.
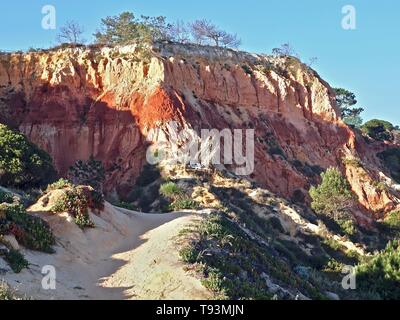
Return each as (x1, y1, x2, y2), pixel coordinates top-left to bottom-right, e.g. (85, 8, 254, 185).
(1, 0, 399, 124)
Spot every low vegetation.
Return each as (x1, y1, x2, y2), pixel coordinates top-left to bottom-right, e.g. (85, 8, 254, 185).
(51, 185, 104, 229)
(383, 210, 400, 229)
(1, 248, 28, 273)
(0, 190, 55, 273)
(179, 213, 330, 300)
(0, 281, 21, 300)
(46, 178, 73, 192)
(0, 203, 55, 253)
(355, 241, 400, 299)
(160, 182, 199, 211)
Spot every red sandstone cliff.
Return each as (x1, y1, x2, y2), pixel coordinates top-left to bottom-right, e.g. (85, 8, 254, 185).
(0, 43, 398, 218)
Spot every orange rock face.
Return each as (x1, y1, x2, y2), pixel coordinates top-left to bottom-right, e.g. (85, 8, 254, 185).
(0, 43, 398, 217)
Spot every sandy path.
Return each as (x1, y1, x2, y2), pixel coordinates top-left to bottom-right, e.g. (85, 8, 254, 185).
(98, 209, 210, 300)
(1, 203, 211, 300)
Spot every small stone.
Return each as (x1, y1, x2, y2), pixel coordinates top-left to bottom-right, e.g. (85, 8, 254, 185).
(325, 291, 340, 300)
(2, 235, 19, 250)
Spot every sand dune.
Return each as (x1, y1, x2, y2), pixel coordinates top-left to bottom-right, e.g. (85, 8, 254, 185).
(1, 200, 211, 300)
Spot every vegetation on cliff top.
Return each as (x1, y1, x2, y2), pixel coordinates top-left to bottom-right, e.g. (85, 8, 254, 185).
(92, 12, 241, 49)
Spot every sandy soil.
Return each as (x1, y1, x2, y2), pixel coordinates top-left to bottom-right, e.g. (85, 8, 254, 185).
(0, 200, 211, 300)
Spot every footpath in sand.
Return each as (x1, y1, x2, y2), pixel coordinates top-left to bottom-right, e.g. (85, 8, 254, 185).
(1, 195, 211, 300)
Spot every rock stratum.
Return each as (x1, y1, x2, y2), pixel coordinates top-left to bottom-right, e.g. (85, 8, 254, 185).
(0, 42, 398, 220)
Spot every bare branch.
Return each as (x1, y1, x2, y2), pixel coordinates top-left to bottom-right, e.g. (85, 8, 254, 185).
(189, 19, 240, 48)
(169, 20, 190, 43)
(57, 21, 85, 45)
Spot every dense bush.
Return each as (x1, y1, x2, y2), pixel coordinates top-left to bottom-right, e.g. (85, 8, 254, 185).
(356, 240, 400, 299)
(0, 124, 56, 189)
(51, 186, 104, 229)
(362, 119, 394, 141)
(68, 157, 105, 191)
(0, 190, 14, 204)
(94, 12, 171, 45)
(1, 249, 29, 273)
(1, 204, 55, 253)
(310, 167, 356, 235)
(310, 168, 354, 218)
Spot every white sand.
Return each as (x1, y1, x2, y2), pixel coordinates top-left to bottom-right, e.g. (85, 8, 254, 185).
(1, 199, 211, 300)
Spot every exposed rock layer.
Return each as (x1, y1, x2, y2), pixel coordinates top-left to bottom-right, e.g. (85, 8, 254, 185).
(0, 43, 398, 217)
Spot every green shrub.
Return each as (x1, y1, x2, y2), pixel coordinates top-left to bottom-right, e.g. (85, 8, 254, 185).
(170, 198, 199, 211)
(179, 246, 199, 264)
(310, 167, 355, 222)
(323, 259, 345, 273)
(241, 65, 253, 76)
(337, 219, 357, 236)
(356, 240, 400, 299)
(362, 119, 394, 141)
(178, 213, 315, 300)
(0, 124, 57, 189)
(2, 249, 29, 273)
(94, 12, 169, 46)
(46, 178, 72, 191)
(0, 190, 14, 204)
(342, 157, 363, 168)
(2, 204, 55, 253)
(160, 182, 199, 211)
(68, 157, 105, 191)
(372, 180, 387, 192)
(383, 211, 400, 229)
(159, 182, 184, 200)
(51, 186, 99, 229)
(201, 269, 225, 293)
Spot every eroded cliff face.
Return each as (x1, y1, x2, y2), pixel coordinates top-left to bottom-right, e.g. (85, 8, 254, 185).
(0, 43, 398, 217)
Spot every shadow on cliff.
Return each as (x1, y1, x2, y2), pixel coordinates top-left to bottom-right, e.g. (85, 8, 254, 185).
(8, 81, 149, 198)
(4, 68, 393, 219)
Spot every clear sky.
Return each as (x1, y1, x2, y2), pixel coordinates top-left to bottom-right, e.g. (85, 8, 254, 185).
(1, 0, 399, 124)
